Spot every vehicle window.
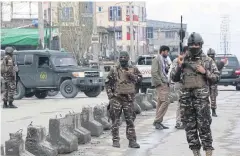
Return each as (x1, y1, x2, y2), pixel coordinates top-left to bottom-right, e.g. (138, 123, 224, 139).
(215, 57, 239, 67)
(38, 57, 49, 68)
(24, 54, 34, 65)
(16, 54, 25, 65)
(1, 50, 5, 60)
(51, 56, 77, 67)
(137, 57, 155, 65)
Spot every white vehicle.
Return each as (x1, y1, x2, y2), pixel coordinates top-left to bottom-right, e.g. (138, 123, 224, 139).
(135, 54, 172, 93)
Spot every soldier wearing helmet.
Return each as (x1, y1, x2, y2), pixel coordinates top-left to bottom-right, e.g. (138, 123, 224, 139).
(207, 48, 226, 117)
(1, 47, 18, 108)
(171, 32, 220, 156)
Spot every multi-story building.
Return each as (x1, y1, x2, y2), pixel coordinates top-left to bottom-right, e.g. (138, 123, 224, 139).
(96, 1, 147, 58)
(146, 19, 188, 54)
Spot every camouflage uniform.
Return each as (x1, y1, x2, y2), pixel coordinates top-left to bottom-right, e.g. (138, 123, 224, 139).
(171, 33, 220, 156)
(207, 48, 225, 117)
(1, 47, 18, 108)
(106, 51, 142, 148)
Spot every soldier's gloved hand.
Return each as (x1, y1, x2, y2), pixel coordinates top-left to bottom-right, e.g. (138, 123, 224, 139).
(196, 65, 206, 74)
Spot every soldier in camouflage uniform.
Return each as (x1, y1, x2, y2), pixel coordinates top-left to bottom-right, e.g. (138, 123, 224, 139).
(1, 47, 18, 108)
(105, 51, 142, 148)
(207, 48, 226, 117)
(171, 32, 220, 156)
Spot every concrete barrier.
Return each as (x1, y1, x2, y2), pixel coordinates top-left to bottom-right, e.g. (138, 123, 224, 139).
(147, 89, 157, 100)
(25, 126, 58, 156)
(93, 105, 111, 130)
(65, 113, 91, 144)
(134, 101, 142, 114)
(48, 116, 78, 154)
(135, 93, 153, 111)
(80, 106, 103, 137)
(146, 93, 157, 108)
(5, 129, 34, 156)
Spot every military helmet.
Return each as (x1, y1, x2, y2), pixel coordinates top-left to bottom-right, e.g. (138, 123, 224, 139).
(207, 48, 216, 56)
(187, 32, 204, 47)
(5, 47, 14, 55)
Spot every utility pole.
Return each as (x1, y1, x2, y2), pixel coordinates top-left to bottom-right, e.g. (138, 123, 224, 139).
(129, 2, 134, 61)
(58, 2, 62, 50)
(92, 2, 99, 65)
(113, 7, 117, 61)
(29, 2, 31, 18)
(48, 2, 52, 49)
(11, 2, 13, 20)
(38, 2, 44, 49)
(0, 2, 3, 28)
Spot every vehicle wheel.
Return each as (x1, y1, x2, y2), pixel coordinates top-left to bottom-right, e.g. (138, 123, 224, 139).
(236, 85, 240, 91)
(14, 81, 26, 100)
(47, 90, 59, 96)
(84, 86, 102, 97)
(35, 91, 48, 99)
(60, 80, 79, 98)
(25, 92, 35, 98)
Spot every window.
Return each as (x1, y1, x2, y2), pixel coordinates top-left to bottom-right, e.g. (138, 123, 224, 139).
(137, 57, 155, 65)
(165, 31, 175, 39)
(24, 54, 34, 65)
(115, 32, 122, 40)
(215, 57, 239, 67)
(38, 57, 49, 68)
(109, 6, 122, 21)
(98, 7, 103, 12)
(126, 6, 134, 15)
(16, 54, 25, 65)
(61, 7, 74, 22)
(146, 27, 153, 39)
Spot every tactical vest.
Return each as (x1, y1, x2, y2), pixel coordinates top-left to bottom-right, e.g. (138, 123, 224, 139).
(182, 59, 206, 89)
(114, 67, 136, 94)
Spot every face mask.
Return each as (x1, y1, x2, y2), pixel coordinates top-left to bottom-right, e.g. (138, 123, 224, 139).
(208, 55, 215, 60)
(189, 48, 201, 56)
(119, 60, 129, 68)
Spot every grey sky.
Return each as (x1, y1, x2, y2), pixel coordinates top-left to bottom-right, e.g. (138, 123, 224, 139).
(146, 0, 240, 59)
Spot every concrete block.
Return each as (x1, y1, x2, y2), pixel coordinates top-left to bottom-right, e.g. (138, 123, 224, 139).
(48, 116, 78, 154)
(65, 113, 91, 144)
(134, 101, 142, 114)
(80, 106, 103, 137)
(25, 125, 58, 156)
(146, 93, 157, 108)
(5, 130, 35, 156)
(135, 93, 153, 111)
(93, 105, 111, 130)
(147, 89, 157, 102)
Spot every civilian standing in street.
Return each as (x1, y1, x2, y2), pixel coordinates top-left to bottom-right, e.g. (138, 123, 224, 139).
(151, 45, 171, 129)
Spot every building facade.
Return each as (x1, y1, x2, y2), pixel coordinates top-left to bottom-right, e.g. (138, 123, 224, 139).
(146, 19, 188, 54)
(95, 1, 147, 57)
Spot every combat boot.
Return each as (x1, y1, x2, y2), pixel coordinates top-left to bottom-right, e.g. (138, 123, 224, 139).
(3, 101, 8, 108)
(192, 149, 201, 156)
(8, 102, 17, 108)
(212, 108, 217, 117)
(205, 150, 212, 156)
(128, 141, 140, 148)
(112, 141, 120, 148)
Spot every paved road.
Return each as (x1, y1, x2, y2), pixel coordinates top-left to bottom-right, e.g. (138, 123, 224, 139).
(1, 86, 240, 156)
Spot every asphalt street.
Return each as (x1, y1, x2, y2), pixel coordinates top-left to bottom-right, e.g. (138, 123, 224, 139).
(1, 86, 240, 156)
